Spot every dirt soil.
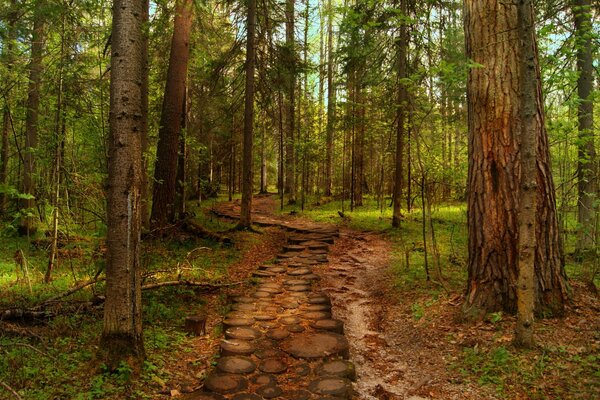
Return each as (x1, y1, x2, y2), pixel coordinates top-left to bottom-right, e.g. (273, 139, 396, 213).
(168, 196, 599, 400)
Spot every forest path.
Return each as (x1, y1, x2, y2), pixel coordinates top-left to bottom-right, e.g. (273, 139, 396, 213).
(187, 195, 427, 400)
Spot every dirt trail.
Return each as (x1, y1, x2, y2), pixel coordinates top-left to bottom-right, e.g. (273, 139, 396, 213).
(199, 197, 434, 400)
(318, 229, 428, 400)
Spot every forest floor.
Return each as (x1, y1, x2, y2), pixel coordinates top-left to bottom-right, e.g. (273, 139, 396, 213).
(177, 195, 599, 400)
(0, 195, 598, 399)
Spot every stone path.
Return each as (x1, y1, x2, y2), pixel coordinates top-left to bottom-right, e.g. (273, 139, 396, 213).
(187, 199, 357, 399)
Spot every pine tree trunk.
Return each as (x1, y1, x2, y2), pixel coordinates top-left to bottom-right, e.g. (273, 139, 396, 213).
(151, 0, 193, 228)
(514, 0, 537, 348)
(100, 0, 146, 369)
(464, 0, 569, 318)
(140, 0, 150, 229)
(0, 1, 16, 217)
(573, 0, 596, 253)
(324, 0, 334, 197)
(238, 0, 257, 229)
(20, 4, 45, 236)
(285, 0, 296, 203)
(393, 2, 408, 228)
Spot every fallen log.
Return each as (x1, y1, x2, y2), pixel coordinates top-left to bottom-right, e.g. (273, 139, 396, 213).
(141, 280, 242, 291)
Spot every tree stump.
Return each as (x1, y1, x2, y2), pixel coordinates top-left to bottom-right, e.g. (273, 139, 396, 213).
(185, 314, 207, 336)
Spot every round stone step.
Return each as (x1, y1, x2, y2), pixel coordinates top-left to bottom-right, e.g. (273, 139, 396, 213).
(256, 385, 283, 399)
(305, 304, 332, 312)
(231, 303, 256, 312)
(216, 356, 257, 374)
(266, 327, 290, 340)
(316, 360, 356, 380)
(288, 285, 311, 292)
(225, 326, 262, 341)
(252, 291, 272, 298)
(310, 319, 345, 334)
(259, 358, 288, 374)
(256, 286, 283, 294)
(287, 268, 312, 276)
(308, 377, 352, 397)
(291, 362, 311, 376)
(222, 317, 255, 329)
(302, 311, 331, 320)
(281, 332, 350, 359)
(285, 324, 305, 333)
(254, 313, 277, 321)
(279, 300, 300, 309)
(284, 279, 310, 286)
(283, 245, 306, 252)
(220, 339, 256, 357)
(204, 373, 248, 394)
(265, 266, 286, 274)
(303, 274, 321, 281)
(250, 374, 276, 386)
(277, 253, 294, 259)
(252, 271, 276, 278)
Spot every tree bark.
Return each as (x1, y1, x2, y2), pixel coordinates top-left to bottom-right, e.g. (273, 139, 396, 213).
(0, 1, 17, 218)
(20, 3, 45, 236)
(285, 0, 297, 203)
(514, 0, 537, 348)
(100, 0, 146, 369)
(151, 0, 193, 228)
(324, 0, 335, 197)
(573, 0, 596, 253)
(464, 0, 569, 318)
(238, 0, 257, 229)
(140, 0, 150, 229)
(392, 0, 408, 228)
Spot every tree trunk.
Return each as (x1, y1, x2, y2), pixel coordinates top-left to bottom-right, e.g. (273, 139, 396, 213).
(20, 4, 45, 236)
(140, 0, 150, 229)
(175, 90, 187, 219)
(392, 1, 408, 228)
(260, 120, 267, 194)
(285, 0, 296, 203)
(151, 0, 193, 228)
(573, 0, 596, 254)
(238, 0, 257, 229)
(100, 0, 146, 369)
(464, 0, 569, 318)
(514, 0, 537, 348)
(324, 0, 335, 197)
(0, 1, 17, 217)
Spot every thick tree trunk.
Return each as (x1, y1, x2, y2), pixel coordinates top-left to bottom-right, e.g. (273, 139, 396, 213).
(464, 0, 569, 318)
(20, 5, 45, 236)
(514, 0, 537, 348)
(100, 0, 146, 369)
(324, 0, 335, 197)
(238, 0, 256, 229)
(392, 2, 408, 228)
(573, 0, 596, 253)
(285, 0, 296, 203)
(151, 0, 193, 228)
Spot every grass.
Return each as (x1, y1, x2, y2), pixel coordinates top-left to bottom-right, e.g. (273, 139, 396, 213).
(286, 193, 599, 399)
(0, 197, 242, 399)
